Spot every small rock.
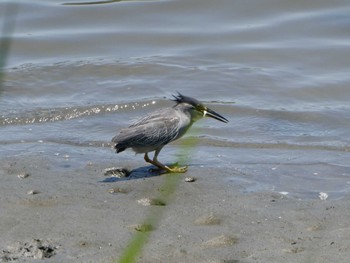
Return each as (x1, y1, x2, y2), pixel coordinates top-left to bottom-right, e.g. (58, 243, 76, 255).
(18, 173, 30, 179)
(27, 190, 40, 195)
(319, 192, 328, 200)
(185, 177, 196, 182)
(137, 198, 165, 206)
(104, 167, 130, 178)
(0, 239, 57, 261)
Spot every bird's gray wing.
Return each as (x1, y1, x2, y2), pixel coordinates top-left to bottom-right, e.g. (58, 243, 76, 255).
(112, 108, 180, 151)
(128, 108, 172, 128)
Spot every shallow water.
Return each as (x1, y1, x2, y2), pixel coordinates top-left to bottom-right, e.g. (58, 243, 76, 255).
(1, 0, 350, 199)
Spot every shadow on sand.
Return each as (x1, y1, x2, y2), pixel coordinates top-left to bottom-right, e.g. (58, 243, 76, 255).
(99, 165, 163, 183)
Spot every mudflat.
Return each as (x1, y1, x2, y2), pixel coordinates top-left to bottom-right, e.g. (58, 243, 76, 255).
(1, 154, 349, 263)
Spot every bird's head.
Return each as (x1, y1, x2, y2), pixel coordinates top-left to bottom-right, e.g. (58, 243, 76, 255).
(172, 92, 229, 123)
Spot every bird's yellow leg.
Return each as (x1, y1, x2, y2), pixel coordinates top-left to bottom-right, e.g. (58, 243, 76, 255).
(153, 150, 188, 173)
(144, 153, 187, 173)
(144, 152, 167, 171)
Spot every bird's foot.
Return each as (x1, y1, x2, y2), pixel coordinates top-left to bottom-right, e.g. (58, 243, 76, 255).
(145, 159, 188, 174)
(165, 165, 188, 173)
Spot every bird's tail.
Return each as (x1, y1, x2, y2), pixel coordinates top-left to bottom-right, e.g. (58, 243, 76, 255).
(114, 144, 126, 153)
(112, 136, 126, 153)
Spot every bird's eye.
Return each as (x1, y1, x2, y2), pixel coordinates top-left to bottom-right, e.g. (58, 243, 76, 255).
(196, 105, 205, 111)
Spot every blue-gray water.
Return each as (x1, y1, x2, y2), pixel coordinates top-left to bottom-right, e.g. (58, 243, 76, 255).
(1, 0, 350, 199)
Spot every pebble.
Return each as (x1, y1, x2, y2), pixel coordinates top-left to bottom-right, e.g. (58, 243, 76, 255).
(319, 192, 328, 200)
(185, 177, 196, 182)
(104, 167, 130, 178)
(27, 190, 40, 195)
(0, 239, 58, 260)
(18, 173, 30, 179)
(137, 198, 166, 206)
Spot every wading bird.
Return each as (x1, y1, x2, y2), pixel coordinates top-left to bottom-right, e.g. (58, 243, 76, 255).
(112, 93, 228, 173)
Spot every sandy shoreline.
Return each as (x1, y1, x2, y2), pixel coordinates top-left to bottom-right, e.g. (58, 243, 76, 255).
(1, 153, 350, 263)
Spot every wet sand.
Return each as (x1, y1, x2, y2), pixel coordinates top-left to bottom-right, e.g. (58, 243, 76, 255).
(1, 153, 349, 263)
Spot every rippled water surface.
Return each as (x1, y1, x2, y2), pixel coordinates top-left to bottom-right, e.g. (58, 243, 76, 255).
(1, 0, 350, 199)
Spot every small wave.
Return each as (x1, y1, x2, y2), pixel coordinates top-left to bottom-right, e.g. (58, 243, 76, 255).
(0, 100, 157, 126)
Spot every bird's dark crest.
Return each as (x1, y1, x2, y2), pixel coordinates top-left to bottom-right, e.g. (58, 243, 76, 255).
(171, 92, 201, 107)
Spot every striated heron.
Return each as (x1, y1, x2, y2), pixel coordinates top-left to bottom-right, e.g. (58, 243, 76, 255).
(112, 93, 228, 173)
